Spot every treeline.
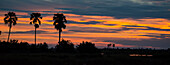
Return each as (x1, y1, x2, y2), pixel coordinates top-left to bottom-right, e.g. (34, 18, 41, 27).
(0, 39, 170, 55)
(0, 39, 98, 53)
(0, 40, 48, 53)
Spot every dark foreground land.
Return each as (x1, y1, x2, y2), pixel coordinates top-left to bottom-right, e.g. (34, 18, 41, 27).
(0, 53, 170, 65)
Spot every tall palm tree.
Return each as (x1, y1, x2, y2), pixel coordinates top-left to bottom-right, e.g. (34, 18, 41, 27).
(53, 13, 67, 44)
(30, 13, 42, 45)
(4, 12, 18, 42)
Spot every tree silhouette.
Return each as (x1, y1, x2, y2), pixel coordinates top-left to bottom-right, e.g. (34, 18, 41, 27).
(4, 12, 18, 42)
(55, 39, 74, 52)
(53, 13, 67, 44)
(30, 13, 42, 45)
(107, 44, 111, 48)
(112, 44, 115, 47)
(37, 42, 48, 52)
(76, 41, 98, 53)
(0, 39, 49, 52)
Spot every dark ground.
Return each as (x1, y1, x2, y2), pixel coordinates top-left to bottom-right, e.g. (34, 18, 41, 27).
(0, 53, 169, 65)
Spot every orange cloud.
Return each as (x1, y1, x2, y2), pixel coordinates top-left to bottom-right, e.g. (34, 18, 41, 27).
(1, 11, 170, 48)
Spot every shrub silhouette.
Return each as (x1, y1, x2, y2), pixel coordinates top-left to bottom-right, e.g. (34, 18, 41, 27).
(0, 39, 49, 53)
(19, 41, 29, 51)
(76, 41, 98, 53)
(112, 44, 115, 47)
(37, 42, 48, 52)
(55, 39, 74, 52)
(107, 44, 111, 48)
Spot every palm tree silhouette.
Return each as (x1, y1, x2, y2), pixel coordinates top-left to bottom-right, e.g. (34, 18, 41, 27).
(4, 12, 18, 42)
(53, 13, 67, 44)
(30, 13, 42, 45)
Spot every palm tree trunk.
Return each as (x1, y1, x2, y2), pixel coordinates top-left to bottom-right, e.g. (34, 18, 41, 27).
(59, 29, 61, 44)
(7, 24, 12, 42)
(35, 27, 36, 45)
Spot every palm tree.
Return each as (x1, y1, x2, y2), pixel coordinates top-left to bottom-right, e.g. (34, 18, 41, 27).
(4, 12, 18, 42)
(53, 13, 67, 44)
(30, 13, 42, 45)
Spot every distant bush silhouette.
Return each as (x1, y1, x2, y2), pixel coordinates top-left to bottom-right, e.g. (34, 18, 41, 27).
(37, 42, 48, 52)
(19, 41, 29, 51)
(107, 44, 111, 48)
(107, 44, 115, 49)
(0, 39, 170, 55)
(55, 39, 74, 52)
(76, 41, 98, 53)
(112, 44, 115, 47)
(0, 39, 49, 53)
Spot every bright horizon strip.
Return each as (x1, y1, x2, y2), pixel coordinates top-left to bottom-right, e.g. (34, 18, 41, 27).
(0, 11, 170, 49)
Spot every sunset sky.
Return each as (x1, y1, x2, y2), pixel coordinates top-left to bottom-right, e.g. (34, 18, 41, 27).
(0, 0, 170, 48)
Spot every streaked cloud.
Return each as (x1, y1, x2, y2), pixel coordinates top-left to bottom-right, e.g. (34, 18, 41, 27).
(129, 0, 153, 5)
(0, 0, 170, 48)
